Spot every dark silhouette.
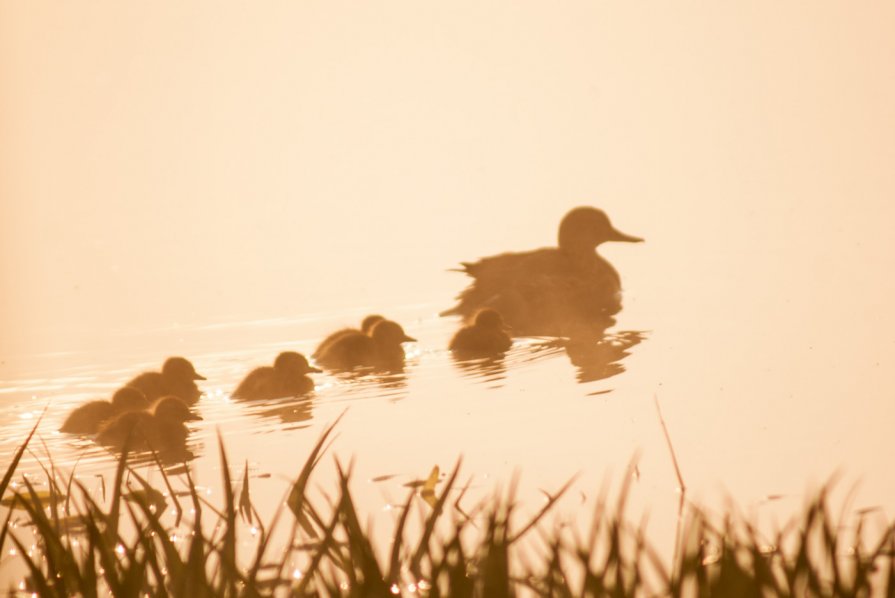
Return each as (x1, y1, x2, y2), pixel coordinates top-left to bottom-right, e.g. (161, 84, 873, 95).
(232, 351, 320, 400)
(442, 207, 642, 337)
(60, 386, 150, 434)
(315, 319, 416, 371)
(313, 314, 385, 361)
(96, 395, 201, 452)
(126, 357, 206, 404)
(449, 309, 513, 358)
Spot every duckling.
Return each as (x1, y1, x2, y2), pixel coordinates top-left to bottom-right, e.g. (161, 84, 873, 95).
(96, 395, 201, 452)
(312, 314, 385, 360)
(315, 319, 416, 371)
(442, 207, 643, 337)
(232, 351, 321, 400)
(449, 309, 513, 357)
(60, 386, 150, 435)
(126, 357, 206, 404)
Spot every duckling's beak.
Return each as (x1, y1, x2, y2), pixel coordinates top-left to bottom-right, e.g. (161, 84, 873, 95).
(607, 226, 644, 243)
(307, 366, 323, 374)
(193, 373, 207, 381)
(186, 413, 203, 421)
(402, 335, 417, 343)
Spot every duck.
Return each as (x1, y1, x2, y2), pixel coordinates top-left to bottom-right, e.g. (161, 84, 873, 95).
(125, 357, 206, 404)
(315, 319, 416, 371)
(96, 395, 201, 452)
(449, 309, 513, 357)
(60, 386, 150, 435)
(232, 351, 321, 400)
(441, 206, 643, 337)
(312, 314, 385, 360)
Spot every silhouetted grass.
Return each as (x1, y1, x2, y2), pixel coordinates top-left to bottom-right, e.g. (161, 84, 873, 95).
(2, 418, 893, 596)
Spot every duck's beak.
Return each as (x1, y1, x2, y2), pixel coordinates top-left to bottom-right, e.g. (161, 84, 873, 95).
(193, 373, 207, 381)
(402, 335, 417, 343)
(307, 366, 323, 374)
(607, 226, 644, 243)
(187, 413, 203, 421)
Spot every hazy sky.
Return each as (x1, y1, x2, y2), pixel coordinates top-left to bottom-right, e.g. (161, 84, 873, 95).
(3, 2, 894, 357)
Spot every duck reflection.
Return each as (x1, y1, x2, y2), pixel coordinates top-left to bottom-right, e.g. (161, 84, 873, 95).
(522, 330, 646, 385)
(442, 206, 642, 338)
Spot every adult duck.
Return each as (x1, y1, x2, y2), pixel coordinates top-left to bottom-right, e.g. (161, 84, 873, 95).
(442, 207, 642, 337)
(232, 351, 321, 400)
(126, 357, 206, 404)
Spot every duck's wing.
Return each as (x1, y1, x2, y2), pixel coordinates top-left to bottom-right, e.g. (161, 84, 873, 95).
(442, 249, 556, 319)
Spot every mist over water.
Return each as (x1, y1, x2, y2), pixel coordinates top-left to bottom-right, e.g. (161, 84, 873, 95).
(2, 1, 895, 580)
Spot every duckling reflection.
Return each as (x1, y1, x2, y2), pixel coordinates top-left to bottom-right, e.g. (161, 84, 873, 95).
(60, 387, 150, 434)
(442, 206, 642, 338)
(232, 352, 320, 400)
(315, 319, 416, 372)
(451, 355, 508, 386)
(245, 394, 315, 429)
(96, 395, 202, 454)
(126, 357, 206, 404)
(449, 309, 513, 358)
(312, 314, 385, 361)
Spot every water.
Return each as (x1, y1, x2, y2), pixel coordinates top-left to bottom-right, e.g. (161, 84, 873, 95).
(3, 0, 895, 588)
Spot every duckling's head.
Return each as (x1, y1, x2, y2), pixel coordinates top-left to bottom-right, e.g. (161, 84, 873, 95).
(360, 314, 386, 334)
(474, 309, 508, 331)
(152, 396, 202, 423)
(558, 207, 643, 253)
(111, 387, 150, 411)
(370, 320, 417, 346)
(162, 357, 206, 381)
(274, 351, 322, 374)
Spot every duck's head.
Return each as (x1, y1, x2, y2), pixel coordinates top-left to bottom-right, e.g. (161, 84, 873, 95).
(162, 357, 206, 381)
(111, 386, 150, 410)
(360, 314, 386, 334)
(152, 396, 202, 422)
(558, 207, 643, 253)
(274, 351, 322, 374)
(370, 320, 417, 346)
(474, 308, 509, 331)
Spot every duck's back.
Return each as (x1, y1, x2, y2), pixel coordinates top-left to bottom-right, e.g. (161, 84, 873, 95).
(446, 248, 622, 336)
(60, 401, 115, 434)
(449, 326, 512, 357)
(233, 366, 313, 400)
(313, 328, 360, 360)
(126, 372, 167, 402)
(96, 411, 188, 451)
(127, 371, 201, 404)
(96, 411, 154, 450)
(315, 331, 376, 370)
